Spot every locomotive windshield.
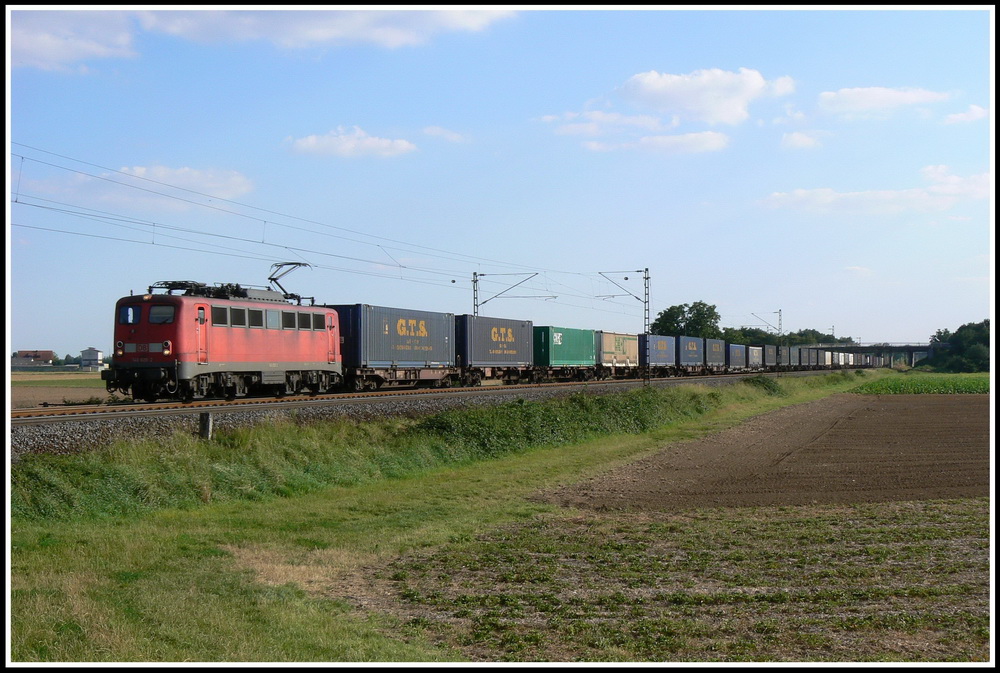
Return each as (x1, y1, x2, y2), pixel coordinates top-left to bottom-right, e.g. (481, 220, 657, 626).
(118, 305, 141, 324)
(117, 304, 175, 324)
(149, 305, 176, 324)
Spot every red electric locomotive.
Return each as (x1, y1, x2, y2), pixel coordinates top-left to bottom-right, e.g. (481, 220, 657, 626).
(102, 280, 343, 401)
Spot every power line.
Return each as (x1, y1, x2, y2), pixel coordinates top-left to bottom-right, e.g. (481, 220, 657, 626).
(10, 143, 647, 321)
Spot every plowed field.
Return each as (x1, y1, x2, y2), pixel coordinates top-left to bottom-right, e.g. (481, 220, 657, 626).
(544, 393, 990, 510)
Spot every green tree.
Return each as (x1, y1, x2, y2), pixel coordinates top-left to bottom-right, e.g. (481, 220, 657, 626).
(651, 301, 722, 338)
(722, 326, 778, 346)
(930, 328, 952, 345)
(916, 319, 990, 372)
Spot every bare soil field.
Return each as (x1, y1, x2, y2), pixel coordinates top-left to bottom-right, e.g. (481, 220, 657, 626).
(9, 386, 109, 409)
(544, 393, 991, 510)
(304, 393, 991, 662)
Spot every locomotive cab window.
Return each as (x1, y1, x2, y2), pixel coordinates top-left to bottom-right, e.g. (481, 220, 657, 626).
(118, 305, 141, 324)
(211, 306, 229, 326)
(230, 307, 247, 327)
(148, 305, 175, 324)
(249, 309, 264, 328)
(313, 314, 325, 330)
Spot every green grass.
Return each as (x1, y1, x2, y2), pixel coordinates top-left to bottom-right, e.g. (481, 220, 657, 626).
(9, 369, 989, 662)
(385, 499, 989, 661)
(14, 375, 850, 522)
(854, 372, 989, 395)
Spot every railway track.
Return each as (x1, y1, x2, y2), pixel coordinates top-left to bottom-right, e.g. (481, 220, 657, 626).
(10, 378, 639, 425)
(10, 371, 794, 425)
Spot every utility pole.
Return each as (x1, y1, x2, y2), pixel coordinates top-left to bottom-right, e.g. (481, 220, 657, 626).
(598, 268, 650, 385)
(472, 272, 550, 316)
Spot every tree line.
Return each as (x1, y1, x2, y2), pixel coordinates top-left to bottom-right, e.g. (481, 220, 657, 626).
(650, 301, 854, 346)
(651, 301, 990, 373)
(917, 319, 990, 373)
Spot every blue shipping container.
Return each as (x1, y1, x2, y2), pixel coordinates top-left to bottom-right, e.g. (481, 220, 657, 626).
(677, 336, 704, 368)
(455, 315, 533, 367)
(727, 344, 747, 369)
(639, 334, 675, 367)
(331, 304, 455, 369)
(706, 338, 726, 367)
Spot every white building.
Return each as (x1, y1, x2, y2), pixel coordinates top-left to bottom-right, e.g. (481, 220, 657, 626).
(81, 347, 105, 369)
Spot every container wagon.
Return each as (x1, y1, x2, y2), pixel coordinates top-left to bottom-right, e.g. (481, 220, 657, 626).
(726, 343, 747, 372)
(779, 346, 791, 369)
(533, 326, 597, 380)
(747, 346, 764, 371)
(595, 331, 639, 379)
(330, 304, 457, 390)
(761, 345, 778, 371)
(455, 314, 533, 385)
(640, 334, 676, 377)
(705, 338, 726, 373)
(676, 336, 705, 374)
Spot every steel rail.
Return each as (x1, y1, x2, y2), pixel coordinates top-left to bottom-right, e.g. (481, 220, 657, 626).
(10, 369, 837, 426)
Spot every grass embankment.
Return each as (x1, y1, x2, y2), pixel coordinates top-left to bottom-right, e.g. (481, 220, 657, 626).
(9, 370, 990, 662)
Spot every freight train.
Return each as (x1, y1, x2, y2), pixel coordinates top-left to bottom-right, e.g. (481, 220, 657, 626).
(101, 279, 881, 402)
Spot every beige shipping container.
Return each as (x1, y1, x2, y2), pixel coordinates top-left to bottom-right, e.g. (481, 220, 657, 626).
(595, 331, 639, 367)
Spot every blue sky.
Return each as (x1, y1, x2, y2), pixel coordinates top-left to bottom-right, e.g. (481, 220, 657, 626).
(6, 7, 994, 358)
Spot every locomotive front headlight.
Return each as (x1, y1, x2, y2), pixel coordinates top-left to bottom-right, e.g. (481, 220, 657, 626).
(116, 340, 124, 357)
(162, 340, 172, 356)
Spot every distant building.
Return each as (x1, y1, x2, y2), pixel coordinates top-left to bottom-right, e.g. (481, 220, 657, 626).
(11, 350, 57, 367)
(81, 347, 105, 369)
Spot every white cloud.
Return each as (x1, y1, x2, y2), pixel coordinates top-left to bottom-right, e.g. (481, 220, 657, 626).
(289, 127, 417, 158)
(584, 131, 729, 154)
(761, 166, 989, 215)
(818, 86, 950, 118)
(943, 104, 988, 124)
(19, 164, 254, 212)
(134, 9, 514, 48)
(423, 126, 467, 143)
(11, 9, 515, 70)
(618, 68, 794, 125)
(547, 110, 666, 137)
(919, 165, 991, 200)
(772, 104, 806, 126)
(118, 165, 254, 199)
(845, 266, 874, 276)
(10, 10, 136, 71)
(781, 131, 822, 149)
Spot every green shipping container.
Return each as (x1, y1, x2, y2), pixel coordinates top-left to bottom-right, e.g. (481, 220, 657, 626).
(533, 326, 596, 366)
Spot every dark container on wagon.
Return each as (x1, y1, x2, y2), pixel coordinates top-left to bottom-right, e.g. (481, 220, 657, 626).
(639, 334, 676, 367)
(705, 338, 726, 371)
(455, 314, 533, 367)
(727, 343, 747, 371)
(330, 304, 456, 368)
(676, 336, 704, 370)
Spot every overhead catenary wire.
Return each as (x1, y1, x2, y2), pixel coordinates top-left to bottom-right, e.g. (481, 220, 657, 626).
(10, 143, 647, 321)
